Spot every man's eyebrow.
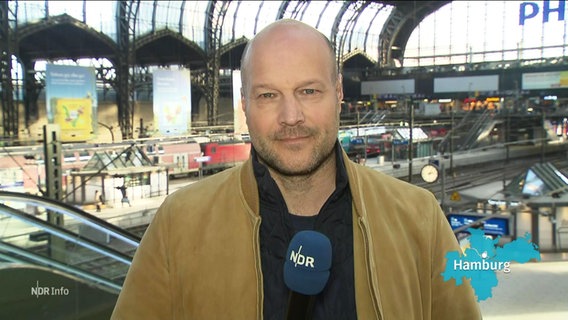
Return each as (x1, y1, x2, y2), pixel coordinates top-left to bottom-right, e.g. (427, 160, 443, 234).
(251, 80, 327, 91)
(297, 79, 326, 87)
(250, 84, 274, 92)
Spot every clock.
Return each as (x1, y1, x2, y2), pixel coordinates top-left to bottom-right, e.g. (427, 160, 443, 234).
(420, 164, 439, 183)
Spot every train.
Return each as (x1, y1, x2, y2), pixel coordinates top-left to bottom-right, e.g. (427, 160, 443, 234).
(0, 137, 252, 193)
(146, 139, 251, 177)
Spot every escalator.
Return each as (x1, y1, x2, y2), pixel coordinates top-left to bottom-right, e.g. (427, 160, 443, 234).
(439, 109, 501, 152)
(0, 191, 141, 319)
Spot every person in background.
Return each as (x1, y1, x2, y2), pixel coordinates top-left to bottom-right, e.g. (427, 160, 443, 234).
(116, 185, 131, 207)
(94, 190, 102, 212)
(112, 19, 481, 319)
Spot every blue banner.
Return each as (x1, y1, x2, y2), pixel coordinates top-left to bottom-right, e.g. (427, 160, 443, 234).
(152, 69, 192, 136)
(448, 213, 510, 236)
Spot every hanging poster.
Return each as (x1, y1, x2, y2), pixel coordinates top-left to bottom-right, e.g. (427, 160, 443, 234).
(232, 70, 249, 137)
(152, 69, 192, 136)
(45, 64, 97, 142)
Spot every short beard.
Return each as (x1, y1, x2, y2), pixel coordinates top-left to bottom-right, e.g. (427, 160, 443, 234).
(253, 127, 336, 177)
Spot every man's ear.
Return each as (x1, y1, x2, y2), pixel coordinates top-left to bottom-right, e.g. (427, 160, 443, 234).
(240, 88, 247, 113)
(336, 74, 344, 101)
(336, 74, 344, 114)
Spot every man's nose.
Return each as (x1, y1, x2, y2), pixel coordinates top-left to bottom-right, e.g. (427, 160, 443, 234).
(278, 95, 305, 126)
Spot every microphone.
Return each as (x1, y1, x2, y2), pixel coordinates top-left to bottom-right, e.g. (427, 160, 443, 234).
(283, 230, 332, 320)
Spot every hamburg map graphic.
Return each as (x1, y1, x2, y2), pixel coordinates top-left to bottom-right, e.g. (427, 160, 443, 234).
(442, 228, 541, 301)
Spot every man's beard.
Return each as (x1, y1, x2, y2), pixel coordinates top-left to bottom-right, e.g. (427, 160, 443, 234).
(252, 125, 337, 177)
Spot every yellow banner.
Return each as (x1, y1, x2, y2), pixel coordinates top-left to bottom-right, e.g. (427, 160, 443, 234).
(53, 98, 92, 141)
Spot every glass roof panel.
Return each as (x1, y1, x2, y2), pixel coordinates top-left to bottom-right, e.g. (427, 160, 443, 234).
(405, 0, 568, 67)
(254, 1, 283, 34)
(226, 0, 282, 45)
(181, 1, 211, 48)
(522, 169, 546, 196)
(14, 1, 46, 25)
(137, 1, 156, 37)
(293, 1, 344, 39)
(16, 1, 116, 40)
(155, 1, 183, 32)
(45, 0, 84, 21)
(220, 1, 240, 44)
(85, 1, 116, 41)
(350, 3, 392, 62)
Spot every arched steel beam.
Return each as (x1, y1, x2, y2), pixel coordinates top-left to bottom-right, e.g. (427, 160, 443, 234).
(219, 36, 248, 70)
(231, 0, 241, 40)
(134, 28, 206, 67)
(315, 1, 331, 29)
(203, 1, 231, 126)
(287, 1, 310, 20)
(179, 0, 185, 33)
(379, 1, 450, 67)
(345, 1, 371, 52)
(17, 13, 117, 62)
(276, 1, 290, 20)
(363, 4, 384, 53)
(0, 0, 16, 139)
(116, 0, 140, 140)
(330, 1, 352, 72)
(219, 36, 248, 56)
(342, 48, 377, 67)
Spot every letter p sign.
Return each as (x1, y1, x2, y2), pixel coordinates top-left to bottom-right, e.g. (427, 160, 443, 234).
(520, 2, 539, 25)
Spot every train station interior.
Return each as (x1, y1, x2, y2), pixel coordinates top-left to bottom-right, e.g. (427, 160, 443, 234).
(0, 1, 567, 318)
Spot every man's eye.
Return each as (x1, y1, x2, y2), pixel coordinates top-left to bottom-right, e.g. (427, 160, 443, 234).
(259, 93, 275, 99)
(303, 89, 316, 95)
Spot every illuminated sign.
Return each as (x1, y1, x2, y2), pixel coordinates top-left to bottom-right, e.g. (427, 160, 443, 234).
(447, 213, 510, 236)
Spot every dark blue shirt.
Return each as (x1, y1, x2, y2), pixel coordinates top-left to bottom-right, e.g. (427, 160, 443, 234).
(253, 141, 357, 320)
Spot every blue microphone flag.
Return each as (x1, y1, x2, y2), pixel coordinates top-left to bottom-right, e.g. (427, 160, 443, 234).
(283, 230, 332, 296)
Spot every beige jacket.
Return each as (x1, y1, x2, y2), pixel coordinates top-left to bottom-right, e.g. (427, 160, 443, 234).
(112, 151, 481, 319)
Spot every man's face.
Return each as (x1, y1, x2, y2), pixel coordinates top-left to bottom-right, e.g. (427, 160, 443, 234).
(241, 28, 343, 176)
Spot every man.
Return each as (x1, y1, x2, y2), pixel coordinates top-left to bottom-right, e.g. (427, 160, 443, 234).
(112, 19, 481, 319)
(94, 190, 102, 212)
(116, 185, 131, 207)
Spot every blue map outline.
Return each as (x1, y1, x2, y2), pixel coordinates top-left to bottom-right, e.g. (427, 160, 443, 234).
(442, 228, 541, 301)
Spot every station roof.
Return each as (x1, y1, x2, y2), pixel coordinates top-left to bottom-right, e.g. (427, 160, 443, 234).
(76, 146, 158, 176)
(13, 1, 448, 69)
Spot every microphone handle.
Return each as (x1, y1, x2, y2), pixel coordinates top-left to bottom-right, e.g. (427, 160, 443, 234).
(286, 292, 316, 320)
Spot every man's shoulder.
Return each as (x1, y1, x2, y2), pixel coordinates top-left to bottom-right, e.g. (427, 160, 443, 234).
(349, 163, 435, 202)
(351, 163, 417, 188)
(153, 165, 248, 225)
(167, 165, 242, 202)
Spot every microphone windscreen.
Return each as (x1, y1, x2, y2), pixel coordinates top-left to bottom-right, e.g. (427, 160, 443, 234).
(283, 230, 332, 296)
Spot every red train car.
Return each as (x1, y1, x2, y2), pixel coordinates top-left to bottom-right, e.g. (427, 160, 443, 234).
(146, 141, 202, 178)
(200, 141, 251, 173)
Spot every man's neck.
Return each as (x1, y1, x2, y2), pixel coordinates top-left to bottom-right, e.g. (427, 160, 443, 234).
(269, 152, 337, 216)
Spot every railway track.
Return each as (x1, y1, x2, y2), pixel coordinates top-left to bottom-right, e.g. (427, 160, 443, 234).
(415, 151, 568, 210)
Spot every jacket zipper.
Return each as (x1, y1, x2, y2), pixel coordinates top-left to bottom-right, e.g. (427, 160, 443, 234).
(358, 217, 384, 319)
(252, 216, 263, 320)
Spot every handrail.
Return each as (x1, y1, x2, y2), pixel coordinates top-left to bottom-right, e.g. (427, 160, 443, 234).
(0, 191, 141, 247)
(0, 241, 122, 293)
(0, 204, 134, 265)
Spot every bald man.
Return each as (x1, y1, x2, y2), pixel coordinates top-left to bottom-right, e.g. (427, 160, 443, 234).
(112, 19, 481, 319)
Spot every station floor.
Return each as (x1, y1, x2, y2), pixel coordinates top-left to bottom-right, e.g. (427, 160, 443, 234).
(87, 182, 568, 319)
(478, 253, 568, 320)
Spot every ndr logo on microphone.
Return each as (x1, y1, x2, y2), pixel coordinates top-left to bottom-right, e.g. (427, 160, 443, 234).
(30, 281, 70, 298)
(289, 245, 315, 268)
